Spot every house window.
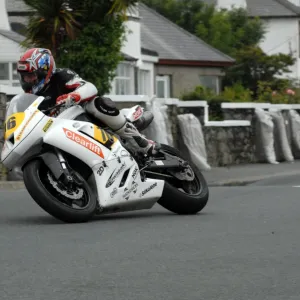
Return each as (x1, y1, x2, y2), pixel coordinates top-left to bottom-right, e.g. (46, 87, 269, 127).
(156, 75, 170, 98)
(0, 62, 20, 86)
(199, 75, 220, 94)
(12, 63, 19, 80)
(138, 69, 150, 95)
(0, 63, 9, 80)
(114, 63, 134, 95)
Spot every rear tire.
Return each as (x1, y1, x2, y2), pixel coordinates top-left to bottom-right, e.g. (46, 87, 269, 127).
(157, 144, 209, 214)
(23, 159, 97, 223)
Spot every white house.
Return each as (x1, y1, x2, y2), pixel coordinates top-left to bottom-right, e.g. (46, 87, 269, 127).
(210, 0, 300, 79)
(2, 0, 234, 98)
(0, 0, 25, 91)
(110, 4, 159, 97)
(1, 0, 158, 96)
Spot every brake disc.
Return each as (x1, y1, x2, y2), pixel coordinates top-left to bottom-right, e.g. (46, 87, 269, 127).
(47, 172, 84, 200)
(169, 164, 195, 182)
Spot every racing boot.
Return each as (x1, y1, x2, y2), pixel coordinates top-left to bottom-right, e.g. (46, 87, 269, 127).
(114, 121, 159, 156)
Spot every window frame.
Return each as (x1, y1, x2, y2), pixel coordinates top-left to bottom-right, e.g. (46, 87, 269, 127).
(0, 62, 20, 87)
(199, 75, 221, 94)
(138, 69, 151, 96)
(111, 62, 135, 95)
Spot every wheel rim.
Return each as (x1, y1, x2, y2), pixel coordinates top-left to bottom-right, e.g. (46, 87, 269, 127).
(38, 162, 91, 210)
(178, 173, 202, 195)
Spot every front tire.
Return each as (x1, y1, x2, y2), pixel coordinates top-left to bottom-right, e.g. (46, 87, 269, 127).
(156, 144, 209, 214)
(23, 159, 97, 223)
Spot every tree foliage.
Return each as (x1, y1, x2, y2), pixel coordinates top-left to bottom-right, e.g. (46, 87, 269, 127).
(224, 46, 295, 97)
(142, 0, 265, 56)
(21, 0, 83, 56)
(58, 21, 125, 95)
(21, 0, 139, 95)
(142, 0, 295, 96)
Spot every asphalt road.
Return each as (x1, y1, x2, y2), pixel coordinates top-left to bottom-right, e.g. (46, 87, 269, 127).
(1, 178, 300, 300)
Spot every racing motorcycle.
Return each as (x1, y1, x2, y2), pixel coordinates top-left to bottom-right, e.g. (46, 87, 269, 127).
(1, 94, 209, 223)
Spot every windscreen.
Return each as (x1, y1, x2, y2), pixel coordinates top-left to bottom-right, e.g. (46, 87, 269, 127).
(5, 93, 40, 118)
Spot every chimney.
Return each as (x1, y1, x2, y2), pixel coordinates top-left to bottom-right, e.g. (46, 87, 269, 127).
(0, 0, 11, 30)
(121, 4, 141, 60)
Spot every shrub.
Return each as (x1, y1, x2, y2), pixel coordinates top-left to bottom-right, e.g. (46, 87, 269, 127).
(180, 85, 225, 120)
(256, 81, 300, 104)
(180, 85, 215, 100)
(220, 83, 253, 102)
(180, 83, 254, 120)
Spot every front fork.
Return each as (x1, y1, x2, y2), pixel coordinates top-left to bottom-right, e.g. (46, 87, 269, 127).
(40, 148, 82, 188)
(54, 148, 75, 185)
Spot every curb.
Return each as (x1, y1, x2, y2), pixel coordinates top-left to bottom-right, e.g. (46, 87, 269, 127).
(1, 179, 254, 189)
(208, 180, 257, 187)
(2, 169, 300, 189)
(207, 170, 300, 186)
(0, 181, 25, 190)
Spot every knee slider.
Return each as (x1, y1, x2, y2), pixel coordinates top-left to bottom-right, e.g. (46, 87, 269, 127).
(95, 96, 119, 116)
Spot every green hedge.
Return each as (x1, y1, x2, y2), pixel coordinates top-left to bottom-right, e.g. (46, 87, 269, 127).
(180, 82, 300, 120)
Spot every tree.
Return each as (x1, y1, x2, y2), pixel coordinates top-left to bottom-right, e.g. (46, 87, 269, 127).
(21, 0, 82, 56)
(141, 0, 265, 56)
(57, 21, 125, 95)
(224, 46, 295, 97)
(142, 0, 296, 96)
(21, 0, 139, 95)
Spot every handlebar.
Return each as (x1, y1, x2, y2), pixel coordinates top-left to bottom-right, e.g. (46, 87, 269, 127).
(40, 96, 65, 114)
(41, 102, 65, 114)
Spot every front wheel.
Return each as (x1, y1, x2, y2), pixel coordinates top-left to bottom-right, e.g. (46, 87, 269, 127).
(23, 159, 97, 223)
(151, 144, 209, 214)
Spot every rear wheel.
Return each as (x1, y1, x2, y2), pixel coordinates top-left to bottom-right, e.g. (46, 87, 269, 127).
(23, 159, 97, 223)
(146, 144, 209, 214)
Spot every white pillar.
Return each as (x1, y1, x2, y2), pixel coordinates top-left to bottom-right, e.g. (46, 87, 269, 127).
(0, 0, 11, 30)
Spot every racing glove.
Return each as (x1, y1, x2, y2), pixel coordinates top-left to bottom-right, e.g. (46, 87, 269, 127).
(56, 92, 81, 107)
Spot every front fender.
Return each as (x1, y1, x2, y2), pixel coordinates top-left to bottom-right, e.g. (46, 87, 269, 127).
(43, 120, 109, 168)
(22, 149, 64, 181)
(39, 151, 64, 180)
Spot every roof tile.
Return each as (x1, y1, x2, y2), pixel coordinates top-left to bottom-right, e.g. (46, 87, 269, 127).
(0, 29, 25, 43)
(139, 3, 234, 62)
(203, 0, 300, 17)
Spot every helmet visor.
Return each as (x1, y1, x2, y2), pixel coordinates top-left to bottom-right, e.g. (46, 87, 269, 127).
(18, 69, 47, 92)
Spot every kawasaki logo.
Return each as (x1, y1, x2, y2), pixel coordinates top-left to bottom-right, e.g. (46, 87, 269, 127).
(139, 183, 157, 197)
(106, 162, 126, 188)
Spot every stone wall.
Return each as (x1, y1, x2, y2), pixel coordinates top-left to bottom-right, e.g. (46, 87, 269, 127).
(163, 103, 257, 167)
(223, 108, 257, 122)
(0, 93, 7, 180)
(203, 125, 256, 167)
